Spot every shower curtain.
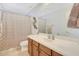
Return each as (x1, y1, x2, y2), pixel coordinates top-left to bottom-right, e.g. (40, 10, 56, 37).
(0, 11, 31, 51)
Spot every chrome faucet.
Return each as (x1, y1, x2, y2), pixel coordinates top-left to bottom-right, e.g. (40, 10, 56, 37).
(46, 23, 54, 40)
(48, 33, 54, 40)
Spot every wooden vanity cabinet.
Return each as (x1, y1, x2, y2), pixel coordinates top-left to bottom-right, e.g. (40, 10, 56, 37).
(33, 40, 39, 47)
(28, 38, 39, 56)
(39, 44, 51, 56)
(32, 45, 39, 56)
(28, 38, 33, 56)
(39, 50, 50, 56)
(52, 50, 63, 56)
(28, 38, 63, 56)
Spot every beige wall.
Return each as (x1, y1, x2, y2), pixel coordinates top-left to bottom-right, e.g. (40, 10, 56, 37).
(0, 11, 31, 50)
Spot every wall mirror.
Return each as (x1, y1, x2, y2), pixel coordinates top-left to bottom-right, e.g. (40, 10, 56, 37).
(68, 3, 79, 28)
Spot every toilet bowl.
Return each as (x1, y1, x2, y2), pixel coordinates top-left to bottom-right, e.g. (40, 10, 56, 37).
(20, 40, 28, 51)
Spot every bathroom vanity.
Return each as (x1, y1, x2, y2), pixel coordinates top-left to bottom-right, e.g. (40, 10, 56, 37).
(28, 38, 62, 56)
(28, 34, 79, 56)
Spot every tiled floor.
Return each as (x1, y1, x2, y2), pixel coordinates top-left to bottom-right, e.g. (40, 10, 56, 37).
(0, 47, 29, 56)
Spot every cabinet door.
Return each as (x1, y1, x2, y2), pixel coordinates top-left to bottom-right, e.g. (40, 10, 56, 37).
(28, 38, 33, 56)
(32, 45, 39, 56)
(52, 50, 62, 56)
(39, 50, 49, 56)
(39, 44, 51, 55)
(33, 40, 39, 46)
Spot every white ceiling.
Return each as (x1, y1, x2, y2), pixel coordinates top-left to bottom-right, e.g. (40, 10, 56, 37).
(0, 3, 38, 15)
(0, 3, 73, 20)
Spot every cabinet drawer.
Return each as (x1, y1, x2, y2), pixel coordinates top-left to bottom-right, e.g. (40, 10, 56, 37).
(39, 44, 51, 55)
(39, 50, 49, 56)
(32, 45, 39, 56)
(33, 40, 39, 46)
(52, 50, 63, 56)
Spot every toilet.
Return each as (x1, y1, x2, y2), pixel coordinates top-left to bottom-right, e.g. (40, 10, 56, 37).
(20, 40, 28, 51)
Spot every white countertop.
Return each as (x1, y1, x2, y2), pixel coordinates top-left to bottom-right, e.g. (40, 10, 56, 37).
(28, 33, 79, 56)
